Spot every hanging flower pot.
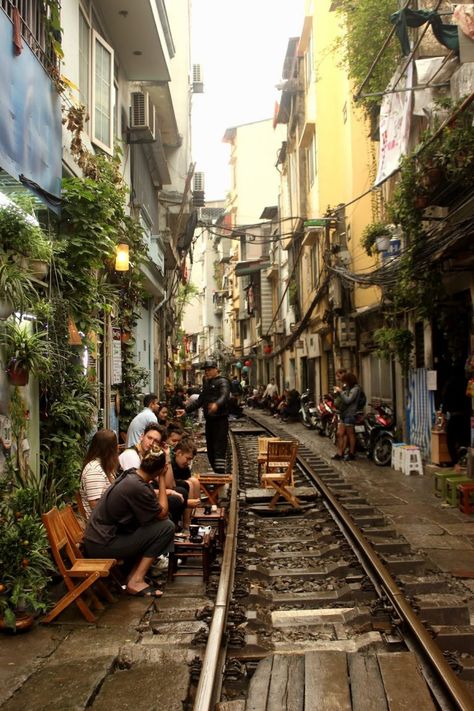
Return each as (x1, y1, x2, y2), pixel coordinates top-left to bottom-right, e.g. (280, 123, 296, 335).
(28, 259, 49, 280)
(375, 234, 390, 253)
(0, 299, 15, 321)
(6, 361, 29, 386)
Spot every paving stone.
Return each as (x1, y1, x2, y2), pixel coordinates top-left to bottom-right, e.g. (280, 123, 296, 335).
(90, 648, 191, 711)
(0, 626, 67, 707)
(403, 534, 474, 551)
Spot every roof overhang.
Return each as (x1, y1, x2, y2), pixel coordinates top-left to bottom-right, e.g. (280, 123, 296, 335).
(234, 259, 271, 277)
(94, 0, 173, 82)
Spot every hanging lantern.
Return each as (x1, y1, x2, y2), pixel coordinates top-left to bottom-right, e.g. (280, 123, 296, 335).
(235, 361, 242, 369)
(115, 243, 130, 271)
(263, 344, 272, 355)
(242, 365, 249, 373)
(244, 359, 252, 367)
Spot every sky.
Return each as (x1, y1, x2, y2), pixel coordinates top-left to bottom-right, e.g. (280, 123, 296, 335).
(191, 0, 306, 201)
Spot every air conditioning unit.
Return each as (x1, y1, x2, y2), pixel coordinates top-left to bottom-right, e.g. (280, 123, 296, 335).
(192, 64, 204, 93)
(274, 319, 285, 334)
(130, 91, 156, 141)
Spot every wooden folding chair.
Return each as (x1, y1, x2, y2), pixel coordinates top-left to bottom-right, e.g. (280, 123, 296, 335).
(42, 507, 117, 623)
(257, 437, 280, 481)
(75, 491, 88, 521)
(261, 440, 300, 509)
(59, 505, 116, 607)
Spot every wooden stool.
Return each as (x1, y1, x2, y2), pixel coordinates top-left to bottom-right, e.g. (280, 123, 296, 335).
(445, 475, 471, 507)
(191, 506, 226, 547)
(257, 437, 280, 480)
(458, 482, 474, 515)
(433, 469, 459, 498)
(198, 474, 232, 505)
(168, 531, 216, 583)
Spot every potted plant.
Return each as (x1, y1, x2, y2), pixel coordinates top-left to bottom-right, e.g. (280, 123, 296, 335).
(361, 222, 391, 257)
(0, 195, 52, 279)
(0, 475, 52, 631)
(0, 321, 50, 385)
(0, 262, 36, 320)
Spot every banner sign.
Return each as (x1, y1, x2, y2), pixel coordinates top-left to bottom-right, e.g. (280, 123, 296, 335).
(374, 60, 413, 186)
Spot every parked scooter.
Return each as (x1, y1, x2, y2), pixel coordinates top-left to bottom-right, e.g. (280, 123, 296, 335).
(315, 393, 339, 441)
(354, 402, 395, 466)
(299, 389, 319, 429)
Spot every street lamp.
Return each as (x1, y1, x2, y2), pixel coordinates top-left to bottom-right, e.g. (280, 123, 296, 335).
(115, 243, 129, 271)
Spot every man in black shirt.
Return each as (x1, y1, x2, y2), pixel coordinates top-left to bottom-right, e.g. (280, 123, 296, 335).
(83, 449, 175, 597)
(185, 360, 230, 475)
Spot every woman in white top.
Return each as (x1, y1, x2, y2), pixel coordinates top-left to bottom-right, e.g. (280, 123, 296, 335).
(80, 429, 118, 518)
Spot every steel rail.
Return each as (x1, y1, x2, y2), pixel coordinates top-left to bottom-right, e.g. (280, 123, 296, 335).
(247, 413, 473, 711)
(193, 432, 239, 711)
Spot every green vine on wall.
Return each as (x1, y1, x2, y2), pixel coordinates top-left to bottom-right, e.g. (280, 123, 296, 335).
(334, 0, 401, 115)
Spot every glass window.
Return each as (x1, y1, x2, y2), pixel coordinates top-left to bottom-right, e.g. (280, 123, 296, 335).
(361, 353, 392, 402)
(78, 10, 89, 109)
(92, 31, 114, 154)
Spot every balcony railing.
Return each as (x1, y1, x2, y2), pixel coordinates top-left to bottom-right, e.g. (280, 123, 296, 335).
(1, 0, 60, 76)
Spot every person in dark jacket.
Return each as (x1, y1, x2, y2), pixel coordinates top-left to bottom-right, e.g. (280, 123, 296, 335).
(185, 360, 230, 474)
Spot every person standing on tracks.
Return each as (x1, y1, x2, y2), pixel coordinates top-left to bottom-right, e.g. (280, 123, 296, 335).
(183, 360, 231, 475)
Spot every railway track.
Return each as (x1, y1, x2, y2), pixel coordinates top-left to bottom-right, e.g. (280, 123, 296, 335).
(191, 414, 474, 711)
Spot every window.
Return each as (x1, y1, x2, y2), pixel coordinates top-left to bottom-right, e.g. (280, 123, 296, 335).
(306, 134, 317, 188)
(310, 243, 319, 290)
(305, 33, 313, 88)
(78, 7, 114, 155)
(78, 11, 89, 108)
(361, 353, 392, 402)
(92, 31, 114, 152)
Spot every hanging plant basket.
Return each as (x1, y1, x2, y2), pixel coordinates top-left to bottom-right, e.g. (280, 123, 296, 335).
(28, 259, 49, 281)
(0, 299, 15, 321)
(6, 361, 29, 386)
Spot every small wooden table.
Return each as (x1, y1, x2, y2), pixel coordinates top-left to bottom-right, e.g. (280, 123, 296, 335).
(191, 506, 226, 547)
(198, 473, 232, 505)
(168, 530, 216, 583)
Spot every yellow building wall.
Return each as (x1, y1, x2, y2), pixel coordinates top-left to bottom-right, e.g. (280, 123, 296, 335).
(303, 0, 380, 310)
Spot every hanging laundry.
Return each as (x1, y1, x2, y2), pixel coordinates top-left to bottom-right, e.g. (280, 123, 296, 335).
(12, 7, 23, 56)
(390, 8, 460, 55)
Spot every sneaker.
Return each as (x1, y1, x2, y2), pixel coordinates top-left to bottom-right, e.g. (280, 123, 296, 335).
(343, 453, 356, 461)
(331, 454, 343, 460)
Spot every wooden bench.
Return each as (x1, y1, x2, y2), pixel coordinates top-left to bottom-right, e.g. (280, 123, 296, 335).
(42, 507, 117, 624)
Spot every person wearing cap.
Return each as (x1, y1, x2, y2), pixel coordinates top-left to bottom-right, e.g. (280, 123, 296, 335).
(184, 360, 230, 475)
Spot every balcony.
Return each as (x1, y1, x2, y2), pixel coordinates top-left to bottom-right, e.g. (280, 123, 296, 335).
(94, 0, 174, 82)
(1, 0, 59, 76)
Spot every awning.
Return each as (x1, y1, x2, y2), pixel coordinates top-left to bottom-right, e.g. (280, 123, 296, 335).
(234, 259, 271, 277)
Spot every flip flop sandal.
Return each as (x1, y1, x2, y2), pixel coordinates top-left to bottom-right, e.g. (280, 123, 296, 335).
(127, 585, 163, 598)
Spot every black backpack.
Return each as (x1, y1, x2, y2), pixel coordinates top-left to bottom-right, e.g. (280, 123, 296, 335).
(357, 388, 367, 410)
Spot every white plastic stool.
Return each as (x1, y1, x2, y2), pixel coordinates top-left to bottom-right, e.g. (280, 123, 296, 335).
(391, 443, 406, 471)
(402, 446, 424, 476)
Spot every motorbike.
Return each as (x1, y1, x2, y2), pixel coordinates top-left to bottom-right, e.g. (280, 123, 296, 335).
(315, 393, 339, 441)
(354, 401, 395, 466)
(299, 389, 319, 429)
